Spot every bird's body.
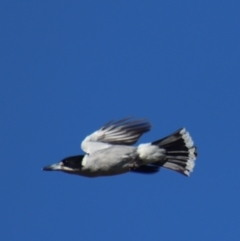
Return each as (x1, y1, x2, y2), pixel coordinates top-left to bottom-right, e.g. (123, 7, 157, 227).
(43, 117, 197, 178)
(81, 145, 138, 177)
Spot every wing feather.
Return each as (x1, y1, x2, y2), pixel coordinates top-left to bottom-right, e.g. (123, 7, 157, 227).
(81, 117, 151, 153)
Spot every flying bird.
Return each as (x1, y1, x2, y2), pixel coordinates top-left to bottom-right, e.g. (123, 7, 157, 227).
(43, 117, 197, 177)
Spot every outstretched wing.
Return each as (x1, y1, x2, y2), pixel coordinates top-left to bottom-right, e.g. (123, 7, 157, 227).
(81, 117, 151, 154)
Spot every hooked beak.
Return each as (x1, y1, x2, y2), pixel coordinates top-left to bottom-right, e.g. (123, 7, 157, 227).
(42, 162, 62, 171)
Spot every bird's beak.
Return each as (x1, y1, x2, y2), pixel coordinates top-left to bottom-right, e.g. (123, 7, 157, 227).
(42, 162, 62, 171)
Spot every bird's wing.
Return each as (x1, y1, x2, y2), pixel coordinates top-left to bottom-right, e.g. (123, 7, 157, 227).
(81, 117, 151, 154)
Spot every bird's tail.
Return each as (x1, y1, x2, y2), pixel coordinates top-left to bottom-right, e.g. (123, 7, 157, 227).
(151, 128, 197, 176)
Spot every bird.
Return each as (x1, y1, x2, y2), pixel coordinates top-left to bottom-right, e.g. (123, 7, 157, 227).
(43, 117, 197, 178)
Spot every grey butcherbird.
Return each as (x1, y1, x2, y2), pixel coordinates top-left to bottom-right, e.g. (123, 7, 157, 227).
(43, 117, 197, 177)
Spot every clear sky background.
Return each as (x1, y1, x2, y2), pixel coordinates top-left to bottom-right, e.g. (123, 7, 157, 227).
(1, 1, 239, 240)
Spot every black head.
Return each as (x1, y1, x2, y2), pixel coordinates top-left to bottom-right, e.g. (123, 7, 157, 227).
(43, 155, 84, 173)
(61, 155, 84, 170)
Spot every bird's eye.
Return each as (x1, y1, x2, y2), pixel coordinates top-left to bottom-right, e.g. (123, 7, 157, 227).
(63, 159, 69, 166)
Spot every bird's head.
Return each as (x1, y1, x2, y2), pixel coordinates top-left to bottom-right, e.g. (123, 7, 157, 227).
(42, 155, 84, 174)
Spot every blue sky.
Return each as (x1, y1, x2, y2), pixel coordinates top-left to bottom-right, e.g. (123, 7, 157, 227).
(1, 1, 239, 240)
